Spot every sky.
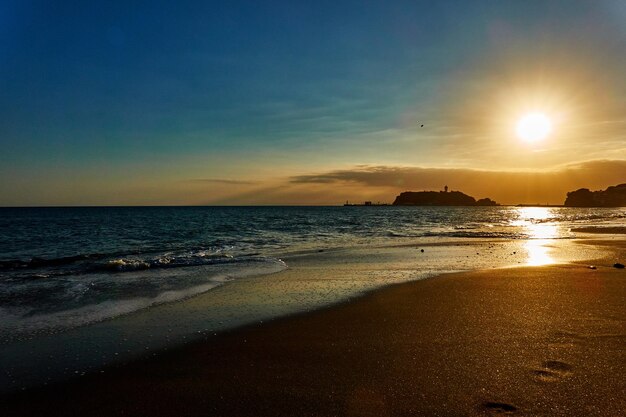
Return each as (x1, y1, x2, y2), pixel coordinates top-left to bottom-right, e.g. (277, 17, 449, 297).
(1, 0, 625, 205)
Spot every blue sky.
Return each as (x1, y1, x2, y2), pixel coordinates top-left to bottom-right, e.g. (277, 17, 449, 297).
(1, 1, 624, 205)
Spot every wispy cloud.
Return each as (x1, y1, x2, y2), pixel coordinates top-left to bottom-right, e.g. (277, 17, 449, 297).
(290, 160, 626, 186)
(185, 179, 259, 185)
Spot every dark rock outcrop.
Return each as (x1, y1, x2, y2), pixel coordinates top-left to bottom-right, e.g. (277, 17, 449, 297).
(393, 190, 498, 206)
(475, 198, 498, 206)
(564, 184, 626, 207)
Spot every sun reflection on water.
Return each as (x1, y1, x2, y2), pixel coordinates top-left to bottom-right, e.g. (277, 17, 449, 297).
(512, 207, 560, 266)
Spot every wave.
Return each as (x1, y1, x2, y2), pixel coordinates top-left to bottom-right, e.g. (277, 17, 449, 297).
(386, 228, 525, 239)
(0, 281, 224, 340)
(0, 249, 245, 281)
(4, 285, 216, 344)
(97, 252, 236, 272)
(386, 230, 424, 238)
(0, 257, 287, 341)
(424, 231, 523, 239)
(570, 226, 626, 234)
(0, 253, 108, 270)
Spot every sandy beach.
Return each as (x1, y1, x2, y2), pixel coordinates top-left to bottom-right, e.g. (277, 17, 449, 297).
(3, 0, 625, 415)
(2, 239, 624, 417)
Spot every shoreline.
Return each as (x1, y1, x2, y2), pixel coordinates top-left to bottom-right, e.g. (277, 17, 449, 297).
(2, 239, 625, 416)
(0, 237, 619, 393)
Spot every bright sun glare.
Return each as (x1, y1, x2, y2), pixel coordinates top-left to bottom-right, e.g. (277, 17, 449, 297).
(516, 112, 552, 143)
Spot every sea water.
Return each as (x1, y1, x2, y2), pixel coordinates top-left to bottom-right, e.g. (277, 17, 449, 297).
(0, 206, 624, 391)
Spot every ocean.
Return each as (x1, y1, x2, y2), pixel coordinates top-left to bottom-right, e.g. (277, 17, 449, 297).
(0, 205, 624, 391)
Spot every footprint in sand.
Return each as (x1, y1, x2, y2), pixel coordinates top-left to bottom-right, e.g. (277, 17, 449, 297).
(531, 360, 573, 382)
(482, 401, 518, 414)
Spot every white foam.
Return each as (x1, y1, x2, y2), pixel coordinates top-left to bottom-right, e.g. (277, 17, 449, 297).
(0, 259, 287, 341)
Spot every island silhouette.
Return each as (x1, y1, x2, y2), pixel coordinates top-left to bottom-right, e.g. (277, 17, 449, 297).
(344, 183, 626, 207)
(393, 187, 498, 206)
(564, 183, 626, 207)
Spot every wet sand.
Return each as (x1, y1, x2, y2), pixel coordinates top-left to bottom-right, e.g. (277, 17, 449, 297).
(2, 246, 625, 416)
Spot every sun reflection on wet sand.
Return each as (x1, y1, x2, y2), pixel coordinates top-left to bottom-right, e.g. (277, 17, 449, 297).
(524, 239, 554, 266)
(513, 207, 560, 266)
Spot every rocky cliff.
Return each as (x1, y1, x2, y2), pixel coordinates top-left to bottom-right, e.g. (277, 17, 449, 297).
(564, 183, 626, 207)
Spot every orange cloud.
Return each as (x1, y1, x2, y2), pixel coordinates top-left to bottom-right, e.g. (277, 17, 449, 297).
(213, 159, 626, 206)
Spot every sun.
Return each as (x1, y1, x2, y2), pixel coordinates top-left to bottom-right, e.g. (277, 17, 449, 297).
(516, 112, 552, 143)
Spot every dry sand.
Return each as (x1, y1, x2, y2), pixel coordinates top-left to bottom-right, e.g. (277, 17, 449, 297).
(2, 245, 625, 416)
